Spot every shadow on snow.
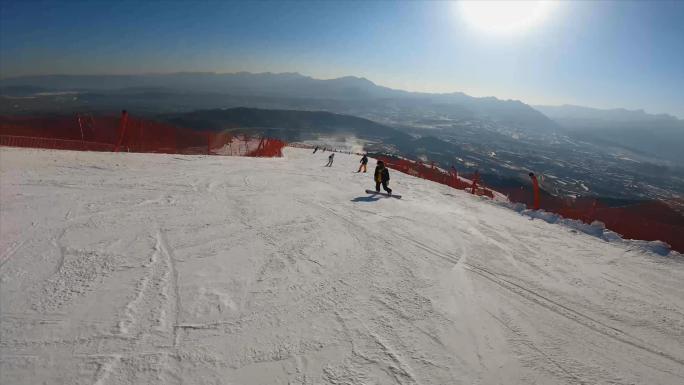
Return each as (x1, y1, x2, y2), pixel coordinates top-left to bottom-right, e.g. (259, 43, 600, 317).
(351, 196, 381, 203)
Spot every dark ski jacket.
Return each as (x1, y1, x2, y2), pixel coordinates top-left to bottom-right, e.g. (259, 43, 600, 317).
(374, 166, 390, 183)
(360, 155, 368, 164)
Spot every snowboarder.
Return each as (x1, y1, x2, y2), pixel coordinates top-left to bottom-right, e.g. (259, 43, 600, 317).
(358, 154, 368, 173)
(374, 160, 392, 195)
(325, 153, 335, 167)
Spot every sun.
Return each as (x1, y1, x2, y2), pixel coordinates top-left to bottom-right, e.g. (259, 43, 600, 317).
(459, 0, 555, 34)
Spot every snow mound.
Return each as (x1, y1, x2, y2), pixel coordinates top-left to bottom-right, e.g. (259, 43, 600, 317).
(1, 146, 683, 385)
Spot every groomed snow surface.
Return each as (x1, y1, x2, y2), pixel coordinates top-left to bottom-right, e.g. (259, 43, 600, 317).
(1, 147, 683, 385)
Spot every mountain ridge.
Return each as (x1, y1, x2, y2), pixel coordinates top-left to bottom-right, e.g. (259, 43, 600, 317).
(0, 71, 535, 103)
(3, 72, 679, 120)
(534, 104, 682, 123)
(0, 71, 556, 130)
(534, 104, 684, 164)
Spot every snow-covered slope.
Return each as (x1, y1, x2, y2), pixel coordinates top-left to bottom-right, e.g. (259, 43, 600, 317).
(1, 147, 683, 385)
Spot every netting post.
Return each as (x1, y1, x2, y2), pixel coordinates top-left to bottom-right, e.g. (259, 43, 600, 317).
(114, 110, 129, 153)
(590, 199, 598, 222)
(471, 171, 480, 195)
(529, 172, 540, 210)
(77, 114, 85, 142)
(138, 119, 143, 153)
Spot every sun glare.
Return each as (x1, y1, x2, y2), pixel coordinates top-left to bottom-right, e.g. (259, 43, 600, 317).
(459, 0, 555, 34)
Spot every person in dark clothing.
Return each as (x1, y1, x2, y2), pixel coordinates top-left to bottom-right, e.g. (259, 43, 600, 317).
(529, 172, 540, 210)
(313, 146, 319, 153)
(358, 155, 368, 173)
(374, 161, 392, 195)
(325, 153, 334, 167)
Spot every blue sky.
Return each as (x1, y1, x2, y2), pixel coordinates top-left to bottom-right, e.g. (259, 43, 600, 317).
(1, 1, 683, 117)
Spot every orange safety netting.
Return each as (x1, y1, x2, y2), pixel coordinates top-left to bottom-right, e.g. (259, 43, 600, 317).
(0, 112, 286, 157)
(376, 155, 496, 198)
(0, 135, 116, 152)
(375, 154, 683, 253)
(488, 183, 684, 253)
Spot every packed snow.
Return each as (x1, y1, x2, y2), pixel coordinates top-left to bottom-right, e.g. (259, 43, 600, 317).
(1, 146, 683, 385)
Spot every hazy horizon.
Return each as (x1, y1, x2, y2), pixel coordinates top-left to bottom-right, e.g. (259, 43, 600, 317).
(2, 69, 682, 120)
(2, 1, 683, 117)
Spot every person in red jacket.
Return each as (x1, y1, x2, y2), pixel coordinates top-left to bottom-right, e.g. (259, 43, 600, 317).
(529, 172, 540, 210)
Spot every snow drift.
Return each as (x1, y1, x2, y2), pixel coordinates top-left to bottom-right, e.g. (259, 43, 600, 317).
(1, 147, 683, 384)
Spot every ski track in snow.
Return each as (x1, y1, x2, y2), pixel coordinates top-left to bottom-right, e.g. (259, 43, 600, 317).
(1, 147, 683, 385)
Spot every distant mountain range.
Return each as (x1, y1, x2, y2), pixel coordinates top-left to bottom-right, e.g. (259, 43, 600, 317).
(535, 104, 684, 164)
(0, 72, 556, 131)
(534, 104, 681, 125)
(1, 72, 681, 164)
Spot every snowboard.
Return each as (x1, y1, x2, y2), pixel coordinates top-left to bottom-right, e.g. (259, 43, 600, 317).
(365, 189, 402, 199)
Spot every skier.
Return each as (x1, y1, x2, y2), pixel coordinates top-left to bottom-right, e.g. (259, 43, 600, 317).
(358, 154, 368, 173)
(313, 146, 319, 153)
(374, 160, 392, 195)
(325, 153, 335, 167)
